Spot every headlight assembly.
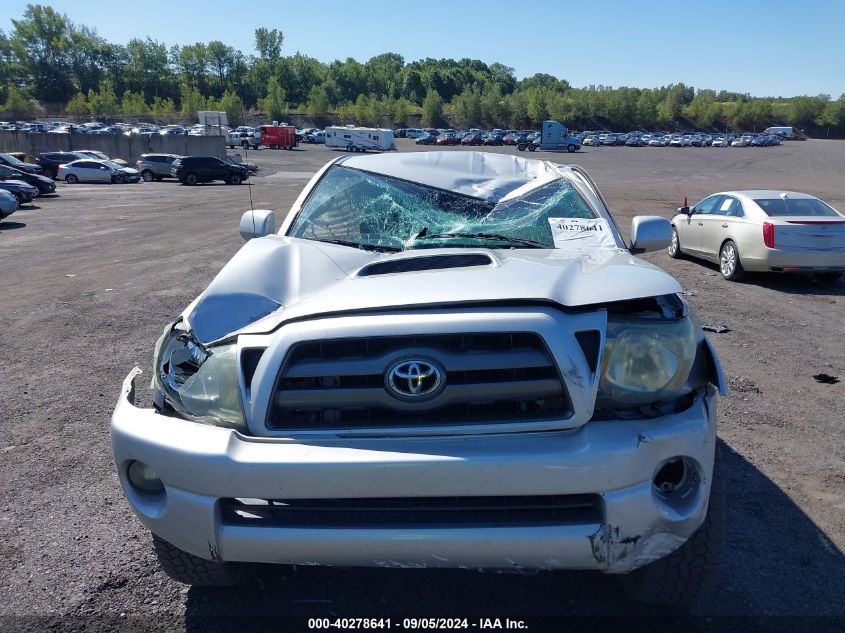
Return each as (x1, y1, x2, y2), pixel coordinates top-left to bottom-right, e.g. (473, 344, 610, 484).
(152, 321, 245, 429)
(596, 314, 696, 409)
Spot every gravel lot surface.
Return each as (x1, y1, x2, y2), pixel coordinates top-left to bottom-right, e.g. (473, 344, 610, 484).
(1, 139, 843, 632)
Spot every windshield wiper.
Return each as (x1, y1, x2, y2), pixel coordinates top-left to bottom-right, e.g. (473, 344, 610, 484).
(312, 238, 402, 253)
(411, 232, 548, 249)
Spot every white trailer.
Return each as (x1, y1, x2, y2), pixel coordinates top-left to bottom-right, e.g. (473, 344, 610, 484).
(325, 126, 396, 152)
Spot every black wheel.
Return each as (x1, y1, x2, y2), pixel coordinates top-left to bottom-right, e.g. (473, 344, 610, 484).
(528, 144, 536, 152)
(228, 173, 242, 185)
(141, 170, 155, 182)
(567, 144, 576, 152)
(719, 240, 745, 281)
(668, 227, 683, 259)
(183, 173, 198, 186)
(619, 445, 725, 606)
(116, 174, 127, 184)
(65, 174, 78, 184)
(347, 145, 353, 153)
(813, 272, 842, 283)
(152, 534, 248, 586)
(517, 144, 526, 151)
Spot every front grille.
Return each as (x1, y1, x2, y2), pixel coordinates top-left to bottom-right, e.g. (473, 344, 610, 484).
(357, 254, 493, 277)
(220, 495, 602, 528)
(267, 333, 570, 430)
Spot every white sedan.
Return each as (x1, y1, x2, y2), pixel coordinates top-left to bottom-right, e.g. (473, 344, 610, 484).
(669, 190, 845, 282)
(58, 159, 141, 184)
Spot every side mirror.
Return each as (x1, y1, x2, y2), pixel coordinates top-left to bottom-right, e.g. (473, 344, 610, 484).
(630, 216, 672, 254)
(678, 206, 692, 216)
(239, 209, 276, 241)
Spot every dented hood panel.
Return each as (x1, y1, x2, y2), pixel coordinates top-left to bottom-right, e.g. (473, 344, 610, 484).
(186, 236, 681, 344)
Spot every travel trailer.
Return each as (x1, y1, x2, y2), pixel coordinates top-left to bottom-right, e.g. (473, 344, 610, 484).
(325, 126, 396, 152)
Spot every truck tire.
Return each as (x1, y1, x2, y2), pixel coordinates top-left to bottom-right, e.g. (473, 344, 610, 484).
(517, 144, 526, 151)
(528, 144, 536, 152)
(152, 534, 248, 586)
(618, 445, 724, 607)
(567, 144, 577, 153)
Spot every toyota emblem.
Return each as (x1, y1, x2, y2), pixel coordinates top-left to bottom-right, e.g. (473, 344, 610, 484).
(385, 358, 445, 400)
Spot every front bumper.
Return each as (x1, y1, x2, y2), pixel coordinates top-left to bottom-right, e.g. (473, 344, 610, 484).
(112, 371, 718, 573)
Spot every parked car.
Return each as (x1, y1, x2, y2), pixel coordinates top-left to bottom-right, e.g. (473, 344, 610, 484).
(461, 132, 484, 146)
(711, 137, 728, 147)
(111, 150, 727, 607)
(58, 159, 141, 184)
(648, 137, 667, 147)
(0, 164, 56, 195)
(483, 133, 504, 145)
(405, 128, 427, 139)
(669, 190, 845, 282)
(227, 132, 261, 149)
(35, 152, 87, 179)
(582, 135, 601, 146)
(0, 189, 19, 220)
(436, 134, 460, 146)
(415, 133, 438, 145)
(171, 155, 250, 185)
(730, 137, 748, 147)
(0, 178, 39, 204)
(0, 152, 44, 175)
(136, 154, 183, 182)
(303, 131, 326, 144)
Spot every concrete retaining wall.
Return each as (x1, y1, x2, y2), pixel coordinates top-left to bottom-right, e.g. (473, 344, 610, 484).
(0, 131, 226, 163)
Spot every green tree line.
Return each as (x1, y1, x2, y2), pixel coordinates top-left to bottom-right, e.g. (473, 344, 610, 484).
(2, 4, 844, 135)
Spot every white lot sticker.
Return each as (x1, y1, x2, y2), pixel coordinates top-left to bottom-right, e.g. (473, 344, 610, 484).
(548, 217, 616, 248)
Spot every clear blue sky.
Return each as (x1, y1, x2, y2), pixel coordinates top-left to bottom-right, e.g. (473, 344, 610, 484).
(5, 0, 844, 97)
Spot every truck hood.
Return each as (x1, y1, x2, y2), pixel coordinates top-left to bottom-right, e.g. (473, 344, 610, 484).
(185, 236, 681, 344)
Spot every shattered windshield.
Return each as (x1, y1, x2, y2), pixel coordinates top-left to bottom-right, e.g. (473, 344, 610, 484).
(289, 166, 599, 251)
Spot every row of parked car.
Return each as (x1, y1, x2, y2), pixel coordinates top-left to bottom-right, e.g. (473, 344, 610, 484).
(0, 149, 255, 207)
(0, 120, 234, 137)
(581, 131, 784, 147)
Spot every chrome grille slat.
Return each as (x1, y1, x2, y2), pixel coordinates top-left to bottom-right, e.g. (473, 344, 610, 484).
(266, 332, 571, 431)
(275, 379, 564, 411)
(282, 349, 551, 378)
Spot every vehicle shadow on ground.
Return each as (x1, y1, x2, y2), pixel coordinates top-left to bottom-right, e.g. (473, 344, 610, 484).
(182, 440, 845, 632)
(0, 221, 26, 231)
(686, 259, 843, 296)
(752, 273, 844, 296)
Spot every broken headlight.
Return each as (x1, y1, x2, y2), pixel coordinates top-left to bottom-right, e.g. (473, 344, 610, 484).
(596, 314, 696, 409)
(152, 321, 245, 429)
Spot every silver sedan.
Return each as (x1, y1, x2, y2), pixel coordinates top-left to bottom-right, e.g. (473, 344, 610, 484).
(668, 190, 845, 282)
(58, 159, 141, 184)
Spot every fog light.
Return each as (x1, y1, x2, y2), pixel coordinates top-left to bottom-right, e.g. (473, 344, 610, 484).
(127, 460, 164, 494)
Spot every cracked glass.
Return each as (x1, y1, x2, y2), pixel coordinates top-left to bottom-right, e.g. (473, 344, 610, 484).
(289, 166, 599, 251)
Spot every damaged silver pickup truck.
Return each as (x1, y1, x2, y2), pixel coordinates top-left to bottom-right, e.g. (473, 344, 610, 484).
(111, 151, 727, 606)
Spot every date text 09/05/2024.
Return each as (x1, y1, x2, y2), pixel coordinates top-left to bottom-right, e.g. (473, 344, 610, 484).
(307, 618, 529, 630)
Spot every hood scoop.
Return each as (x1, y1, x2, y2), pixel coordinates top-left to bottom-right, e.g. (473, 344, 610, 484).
(357, 253, 495, 277)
